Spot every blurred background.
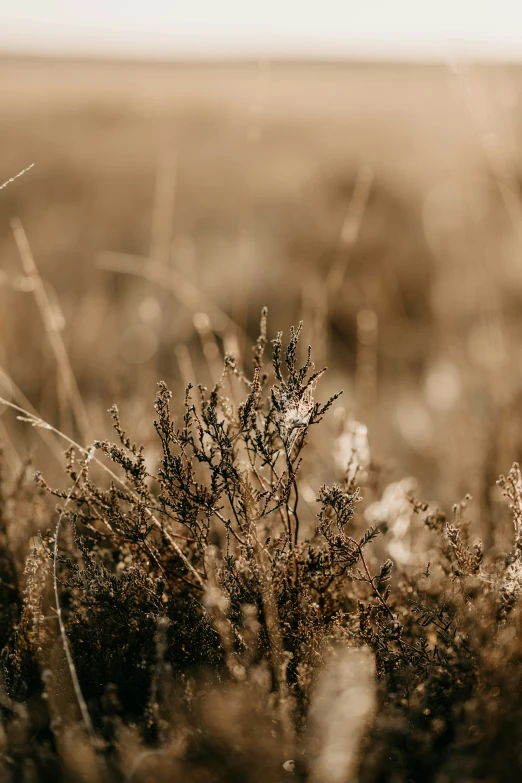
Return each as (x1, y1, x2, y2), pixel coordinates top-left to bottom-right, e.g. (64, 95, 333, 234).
(1, 1, 522, 542)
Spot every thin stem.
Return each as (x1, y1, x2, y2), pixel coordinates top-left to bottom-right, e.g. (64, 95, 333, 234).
(292, 478, 300, 547)
(0, 163, 34, 192)
(52, 449, 97, 741)
(357, 544, 395, 620)
(11, 218, 92, 446)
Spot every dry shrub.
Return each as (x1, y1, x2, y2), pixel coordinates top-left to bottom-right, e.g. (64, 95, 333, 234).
(1, 314, 522, 781)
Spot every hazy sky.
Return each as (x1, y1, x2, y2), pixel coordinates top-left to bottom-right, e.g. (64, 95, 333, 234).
(1, 1, 522, 60)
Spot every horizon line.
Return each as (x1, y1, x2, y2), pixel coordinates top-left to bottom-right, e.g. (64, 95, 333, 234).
(2, 47, 522, 68)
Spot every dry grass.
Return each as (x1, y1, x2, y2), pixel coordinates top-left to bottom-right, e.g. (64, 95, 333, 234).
(1, 54, 522, 781)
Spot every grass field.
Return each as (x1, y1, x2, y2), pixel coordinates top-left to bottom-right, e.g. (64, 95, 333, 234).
(2, 55, 522, 781)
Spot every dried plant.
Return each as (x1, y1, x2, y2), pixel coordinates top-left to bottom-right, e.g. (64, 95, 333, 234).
(2, 314, 522, 781)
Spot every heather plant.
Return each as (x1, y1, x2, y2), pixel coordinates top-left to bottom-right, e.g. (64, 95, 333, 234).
(2, 314, 522, 781)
